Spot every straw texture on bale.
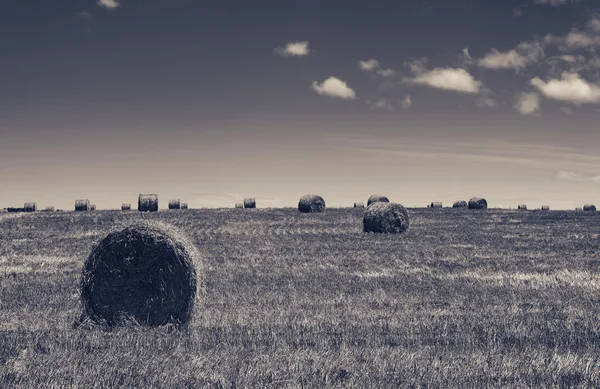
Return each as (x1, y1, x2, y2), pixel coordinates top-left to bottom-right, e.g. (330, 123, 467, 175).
(298, 194, 326, 213)
(541, 205, 550, 211)
(583, 204, 596, 211)
(75, 199, 90, 212)
(138, 194, 159, 212)
(235, 203, 243, 209)
(518, 204, 527, 210)
(80, 222, 198, 328)
(430, 202, 442, 208)
(180, 203, 188, 210)
(121, 203, 131, 211)
(169, 199, 181, 210)
(468, 197, 488, 210)
(24, 203, 37, 212)
(244, 198, 256, 208)
(453, 201, 468, 208)
(367, 195, 389, 207)
(354, 202, 365, 208)
(363, 202, 410, 233)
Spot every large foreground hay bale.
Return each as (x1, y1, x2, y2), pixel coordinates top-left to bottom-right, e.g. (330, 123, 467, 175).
(138, 194, 158, 212)
(363, 202, 410, 233)
(518, 204, 527, 210)
(24, 202, 37, 212)
(234, 203, 243, 209)
(468, 197, 487, 209)
(180, 203, 188, 210)
(583, 204, 596, 211)
(541, 205, 550, 211)
(75, 199, 90, 212)
(298, 194, 326, 213)
(121, 203, 131, 211)
(80, 222, 198, 328)
(367, 194, 389, 207)
(430, 201, 442, 208)
(169, 199, 181, 210)
(244, 198, 256, 208)
(453, 200, 467, 208)
(354, 202, 365, 208)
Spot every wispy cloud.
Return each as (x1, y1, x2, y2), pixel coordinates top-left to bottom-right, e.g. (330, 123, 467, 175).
(97, 0, 119, 10)
(515, 92, 541, 116)
(375, 68, 397, 78)
(274, 41, 310, 57)
(555, 170, 600, 183)
(530, 72, 600, 105)
(366, 99, 394, 111)
(403, 60, 482, 93)
(477, 41, 543, 70)
(76, 11, 92, 19)
(476, 96, 498, 108)
(400, 95, 412, 109)
(312, 77, 356, 99)
(358, 59, 380, 71)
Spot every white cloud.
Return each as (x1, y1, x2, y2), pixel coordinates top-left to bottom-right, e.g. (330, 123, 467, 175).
(97, 0, 119, 9)
(556, 170, 600, 183)
(367, 99, 394, 111)
(400, 95, 412, 109)
(404, 67, 482, 93)
(311, 77, 356, 99)
(376, 68, 397, 78)
(515, 92, 541, 116)
(358, 59, 380, 71)
(274, 41, 310, 57)
(477, 41, 543, 70)
(530, 72, 600, 105)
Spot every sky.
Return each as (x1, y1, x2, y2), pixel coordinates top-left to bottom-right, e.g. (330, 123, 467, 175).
(1, 0, 600, 210)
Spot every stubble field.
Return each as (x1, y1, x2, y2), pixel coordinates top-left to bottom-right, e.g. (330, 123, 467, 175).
(1, 207, 600, 388)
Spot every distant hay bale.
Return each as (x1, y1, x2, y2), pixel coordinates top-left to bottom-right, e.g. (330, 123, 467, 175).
(180, 203, 188, 210)
(363, 202, 410, 233)
(169, 199, 181, 210)
(298, 194, 326, 213)
(44, 206, 55, 212)
(7, 207, 24, 213)
(583, 204, 596, 211)
(23, 202, 37, 212)
(468, 197, 488, 210)
(80, 222, 198, 328)
(453, 201, 468, 208)
(367, 195, 389, 207)
(354, 202, 365, 208)
(121, 203, 131, 211)
(541, 205, 550, 211)
(138, 194, 159, 212)
(430, 202, 442, 208)
(576, 207, 583, 211)
(75, 199, 90, 212)
(244, 198, 256, 209)
(234, 203, 243, 209)
(90, 204, 96, 211)
(518, 204, 527, 210)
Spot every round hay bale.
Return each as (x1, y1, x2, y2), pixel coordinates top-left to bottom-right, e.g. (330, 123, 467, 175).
(468, 197, 487, 210)
(23, 202, 37, 212)
(234, 203, 243, 209)
(44, 206, 55, 212)
(169, 199, 181, 210)
(518, 204, 527, 210)
(541, 205, 550, 211)
(430, 201, 442, 208)
(298, 194, 326, 213)
(244, 198, 256, 209)
(180, 203, 188, 210)
(80, 222, 198, 328)
(75, 199, 90, 212)
(367, 195, 389, 207)
(90, 204, 96, 211)
(363, 202, 410, 233)
(576, 207, 583, 211)
(354, 202, 365, 208)
(583, 204, 596, 211)
(121, 203, 131, 211)
(452, 200, 467, 208)
(138, 194, 158, 212)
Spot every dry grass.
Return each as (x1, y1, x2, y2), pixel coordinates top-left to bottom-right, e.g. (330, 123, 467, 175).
(1, 208, 600, 387)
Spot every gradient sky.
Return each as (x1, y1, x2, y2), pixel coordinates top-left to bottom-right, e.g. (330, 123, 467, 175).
(1, 0, 600, 210)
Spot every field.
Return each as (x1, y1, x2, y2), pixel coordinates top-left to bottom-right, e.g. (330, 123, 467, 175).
(2, 208, 600, 388)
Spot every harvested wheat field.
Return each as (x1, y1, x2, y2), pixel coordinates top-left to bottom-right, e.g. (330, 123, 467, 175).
(2, 208, 600, 387)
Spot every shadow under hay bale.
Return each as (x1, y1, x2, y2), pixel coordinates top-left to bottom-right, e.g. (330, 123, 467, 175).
(244, 198, 256, 209)
(354, 202, 365, 208)
(80, 222, 198, 329)
(23, 202, 37, 212)
(583, 204, 596, 211)
(234, 203, 243, 209)
(363, 202, 410, 233)
(367, 194, 389, 207)
(468, 197, 488, 210)
(138, 194, 159, 212)
(453, 200, 468, 208)
(430, 201, 442, 208)
(180, 203, 188, 210)
(169, 199, 181, 210)
(518, 204, 527, 210)
(75, 199, 90, 212)
(298, 194, 326, 213)
(121, 203, 131, 211)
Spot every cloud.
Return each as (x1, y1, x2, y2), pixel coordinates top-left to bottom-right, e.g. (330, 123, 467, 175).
(366, 99, 394, 111)
(589, 17, 600, 32)
(311, 77, 356, 99)
(97, 0, 119, 9)
(515, 92, 541, 116)
(555, 170, 600, 183)
(560, 106, 574, 115)
(77, 11, 92, 19)
(274, 41, 310, 57)
(530, 72, 600, 105)
(476, 96, 498, 108)
(358, 59, 380, 71)
(403, 64, 482, 93)
(534, 0, 568, 5)
(375, 68, 397, 78)
(477, 41, 543, 70)
(400, 95, 412, 109)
